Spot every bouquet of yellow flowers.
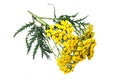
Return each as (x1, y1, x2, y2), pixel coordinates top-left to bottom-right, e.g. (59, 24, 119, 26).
(14, 8, 96, 74)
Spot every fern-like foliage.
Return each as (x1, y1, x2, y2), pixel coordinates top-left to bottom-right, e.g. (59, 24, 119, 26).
(14, 20, 52, 59)
(34, 26, 52, 59)
(13, 22, 34, 37)
(25, 24, 52, 59)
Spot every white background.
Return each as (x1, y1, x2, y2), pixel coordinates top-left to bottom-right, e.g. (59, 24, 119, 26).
(0, 0, 120, 80)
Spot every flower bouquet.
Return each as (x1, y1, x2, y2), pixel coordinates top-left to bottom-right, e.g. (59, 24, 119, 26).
(14, 7, 96, 74)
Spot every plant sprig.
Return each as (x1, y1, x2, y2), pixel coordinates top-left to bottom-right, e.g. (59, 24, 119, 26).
(14, 10, 89, 59)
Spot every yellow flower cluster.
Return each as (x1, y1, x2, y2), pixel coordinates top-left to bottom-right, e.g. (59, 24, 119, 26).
(46, 20, 96, 74)
(46, 20, 74, 45)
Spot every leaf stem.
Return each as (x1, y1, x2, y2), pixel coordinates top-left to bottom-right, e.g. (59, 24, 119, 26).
(28, 10, 48, 26)
(40, 17, 54, 20)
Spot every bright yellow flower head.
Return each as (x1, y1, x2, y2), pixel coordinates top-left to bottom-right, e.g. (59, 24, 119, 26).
(50, 25, 54, 29)
(77, 47, 82, 51)
(72, 56, 77, 61)
(45, 20, 96, 74)
(87, 24, 93, 31)
(63, 35, 67, 40)
(46, 33, 51, 37)
(74, 51, 79, 55)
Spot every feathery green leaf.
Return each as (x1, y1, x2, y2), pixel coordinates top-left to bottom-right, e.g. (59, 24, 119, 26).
(27, 32, 37, 54)
(13, 22, 34, 37)
(33, 42, 39, 59)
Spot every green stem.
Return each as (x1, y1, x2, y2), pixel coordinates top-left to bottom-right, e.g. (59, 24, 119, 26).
(39, 17, 60, 22)
(39, 17, 54, 20)
(28, 10, 48, 26)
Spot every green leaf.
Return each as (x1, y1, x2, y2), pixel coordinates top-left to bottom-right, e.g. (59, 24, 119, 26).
(41, 47, 51, 59)
(33, 42, 39, 59)
(13, 22, 34, 37)
(27, 32, 37, 54)
(27, 26, 35, 36)
(25, 36, 29, 52)
(42, 41, 52, 59)
(71, 13, 79, 17)
(76, 15, 88, 22)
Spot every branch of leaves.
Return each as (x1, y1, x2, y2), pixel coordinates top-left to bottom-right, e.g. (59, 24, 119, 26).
(14, 21, 52, 59)
(13, 11, 89, 60)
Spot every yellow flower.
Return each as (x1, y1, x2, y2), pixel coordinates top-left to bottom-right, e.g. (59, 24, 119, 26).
(78, 42, 83, 46)
(72, 56, 77, 61)
(91, 32, 95, 37)
(88, 54, 94, 60)
(51, 30, 55, 35)
(64, 20, 69, 25)
(63, 35, 67, 40)
(84, 29, 89, 35)
(61, 30, 66, 35)
(45, 30, 50, 33)
(55, 38, 60, 44)
(49, 25, 54, 29)
(81, 35, 85, 40)
(71, 64, 76, 69)
(67, 28, 74, 34)
(60, 66, 66, 71)
(76, 55, 80, 60)
(91, 43, 96, 49)
(86, 32, 91, 38)
(55, 33, 59, 37)
(91, 39, 96, 43)
(67, 34, 70, 39)
(48, 29, 52, 32)
(69, 23, 72, 27)
(46, 20, 96, 74)
(76, 56, 83, 61)
(60, 20, 65, 25)
(65, 59, 71, 63)
(66, 68, 71, 72)
(74, 39, 79, 44)
(58, 36, 62, 40)
(69, 47, 74, 51)
(59, 33, 63, 37)
(87, 24, 93, 31)
(56, 23, 61, 28)
(57, 41, 61, 45)
(74, 51, 79, 55)
(66, 44, 70, 49)
(52, 35, 56, 40)
(65, 55, 71, 59)
(63, 42, 67, 47)
(66, 49, 71, 54)
(79, 51, 82, 55)
(77, 47, 82, 51)
(56, 30, 60, 33)
(46, 33, 51, 37)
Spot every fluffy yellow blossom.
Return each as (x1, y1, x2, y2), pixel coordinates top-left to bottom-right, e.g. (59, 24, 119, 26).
(63, 35, 67, 40)
(45, 20, 96, 74)
(46, 33, 51, 37)
(86, 24, 93, 30)
(77, 47, 82, 51)
(52, 35, 56, 40)
(72, 56, 77, 61)
(50, 25, 54, 29)
(74, 51, 79, 55)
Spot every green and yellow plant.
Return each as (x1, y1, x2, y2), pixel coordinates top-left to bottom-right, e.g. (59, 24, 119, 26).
(14, 8, 96, 74)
